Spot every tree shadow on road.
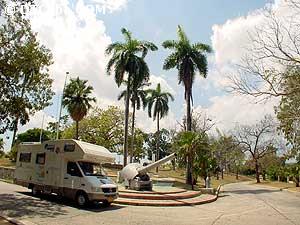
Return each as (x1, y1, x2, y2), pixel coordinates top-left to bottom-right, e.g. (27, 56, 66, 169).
(217, 194, 230, 198)
(0, 193, 68, 219)
(223, 189, 281, 195)
(0, 192, 125, 219)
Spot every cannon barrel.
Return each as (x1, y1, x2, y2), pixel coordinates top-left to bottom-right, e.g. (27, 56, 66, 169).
(137, 153, 176, 174)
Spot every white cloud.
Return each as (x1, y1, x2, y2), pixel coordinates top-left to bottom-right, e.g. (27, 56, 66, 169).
(210, 0, 300, 88)
(211, 10, 265, 66)
(148, 74, 176, 96)
(19, 111, 57, 133)
(136, 109, 177, 133)
(2, 0, 130, 150)
(205, 0, 299, 134)
(202, 94, 279, 134)
(28, 0, 129, 111)
(29, 0, 120, 99)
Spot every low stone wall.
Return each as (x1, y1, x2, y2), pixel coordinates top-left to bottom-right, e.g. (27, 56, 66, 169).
(0, 167, 15, 180)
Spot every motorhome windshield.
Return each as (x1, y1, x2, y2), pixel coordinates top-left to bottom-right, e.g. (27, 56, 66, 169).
(78, 161, 103, 176)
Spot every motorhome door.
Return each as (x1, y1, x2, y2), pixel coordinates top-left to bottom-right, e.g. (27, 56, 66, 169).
(44, 151, 61, 186)
(63, 161, 83, 190)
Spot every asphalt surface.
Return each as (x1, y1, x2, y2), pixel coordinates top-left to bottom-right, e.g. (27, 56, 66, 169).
(0, 181, 300, 225)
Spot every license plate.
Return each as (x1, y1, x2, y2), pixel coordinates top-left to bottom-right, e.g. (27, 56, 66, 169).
(107, 196, 114, 202)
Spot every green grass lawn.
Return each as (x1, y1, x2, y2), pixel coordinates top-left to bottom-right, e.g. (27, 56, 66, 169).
(210, 174, 253, 189)
(0, 157, 15, 168)
(150, 167, 253, 189)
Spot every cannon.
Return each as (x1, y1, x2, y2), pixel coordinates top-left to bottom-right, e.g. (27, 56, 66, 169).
(118, 153, 176, 191)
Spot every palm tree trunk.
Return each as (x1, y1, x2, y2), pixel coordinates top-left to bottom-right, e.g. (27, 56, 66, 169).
(156, 112, 160, 173)
(186, 89, 192, 131)
(123, 83, 130, 167)
(75, 121, 79, 140)
(185, 88, 193, 185)
(130, 102, 136, 163)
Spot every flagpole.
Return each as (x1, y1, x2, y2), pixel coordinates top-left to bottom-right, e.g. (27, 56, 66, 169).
(56, 71, 69, 140)
(39, 114, 45, 142)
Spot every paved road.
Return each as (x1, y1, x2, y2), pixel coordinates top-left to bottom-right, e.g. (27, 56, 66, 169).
(0, 181, 300, 225)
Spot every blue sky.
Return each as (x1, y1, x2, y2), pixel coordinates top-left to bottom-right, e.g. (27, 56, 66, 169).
(100, 0, 268, 109)
(3, 0, 283, 150)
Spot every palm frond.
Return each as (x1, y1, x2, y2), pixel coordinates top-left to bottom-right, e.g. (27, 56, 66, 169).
(163, 52, 178, 70)
(162, 40, 178, 49)
(118, 90, 127, 101)
(177, 25, 189, 44)
(192, 51, 208, 78)
(192, 43, 212, 53)
(121, 28, 132, 42)
(105, 42, 124, 55)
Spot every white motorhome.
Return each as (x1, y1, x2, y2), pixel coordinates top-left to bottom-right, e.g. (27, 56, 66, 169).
(14, 139, 118, 207)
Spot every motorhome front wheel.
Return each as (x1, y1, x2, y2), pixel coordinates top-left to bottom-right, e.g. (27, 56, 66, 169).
(76, 192, 89, 207)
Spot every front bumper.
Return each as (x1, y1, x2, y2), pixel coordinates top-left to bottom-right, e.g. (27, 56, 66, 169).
(88, 192, 118, 202)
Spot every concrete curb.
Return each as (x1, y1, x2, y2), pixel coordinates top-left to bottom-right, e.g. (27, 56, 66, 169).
(253, 183, 300, 195)
(0, 214, 26, 225)
(119, 191, 200, 200)
(114, 186, 221, 207)
(119, 188, 186, 195)
(216, 184, 222, 197)
(114, 194, 218, 207)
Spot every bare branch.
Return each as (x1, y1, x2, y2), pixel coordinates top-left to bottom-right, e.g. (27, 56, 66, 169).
(227, 1, 300, 99)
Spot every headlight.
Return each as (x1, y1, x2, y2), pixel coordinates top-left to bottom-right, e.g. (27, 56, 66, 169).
(91, 187, 102, 192)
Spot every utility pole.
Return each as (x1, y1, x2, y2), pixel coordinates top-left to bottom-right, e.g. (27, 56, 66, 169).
(56, 72, 69, 140)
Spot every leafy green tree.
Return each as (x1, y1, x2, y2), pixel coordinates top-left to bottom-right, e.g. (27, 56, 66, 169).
(276, 67, 300, 162)
(145, 128, 173, 160)
(8, 128, 51, 161)
(129, 128, 147, 162)
(258, 146, 283, 180)
(211, 132, 242, 179)
(0, 12, 53, 145)
(175, 131, 215, 189)
(229, 147, 246, 180)
(0, 138, 4, 157)
(287, 164, 300, 187)
(106, 28, 157, 166)
(14, 128, 51, 143)
(118, 82, 148, 162)
(62, 106, 126, 153)
(162, 25, 211, 184)
(46, 115, 69, 140)
(63, 77, 96, 140)
(146, 83, 174, 171)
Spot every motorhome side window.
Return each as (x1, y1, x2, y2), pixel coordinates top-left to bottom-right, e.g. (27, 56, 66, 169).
(36, 153, 45, 165)
(64, 144, 75, 152)
(19, 153, 31, 163)
(67, 162, 82, 177)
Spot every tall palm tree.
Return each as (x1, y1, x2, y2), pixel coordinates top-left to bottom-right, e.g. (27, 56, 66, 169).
(63, 77, 96, 140)
(162, 25, 212, 184)
(118, 81, 148, 163)
(106, 28, 158, 166)
(146, 83, 174, 172)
